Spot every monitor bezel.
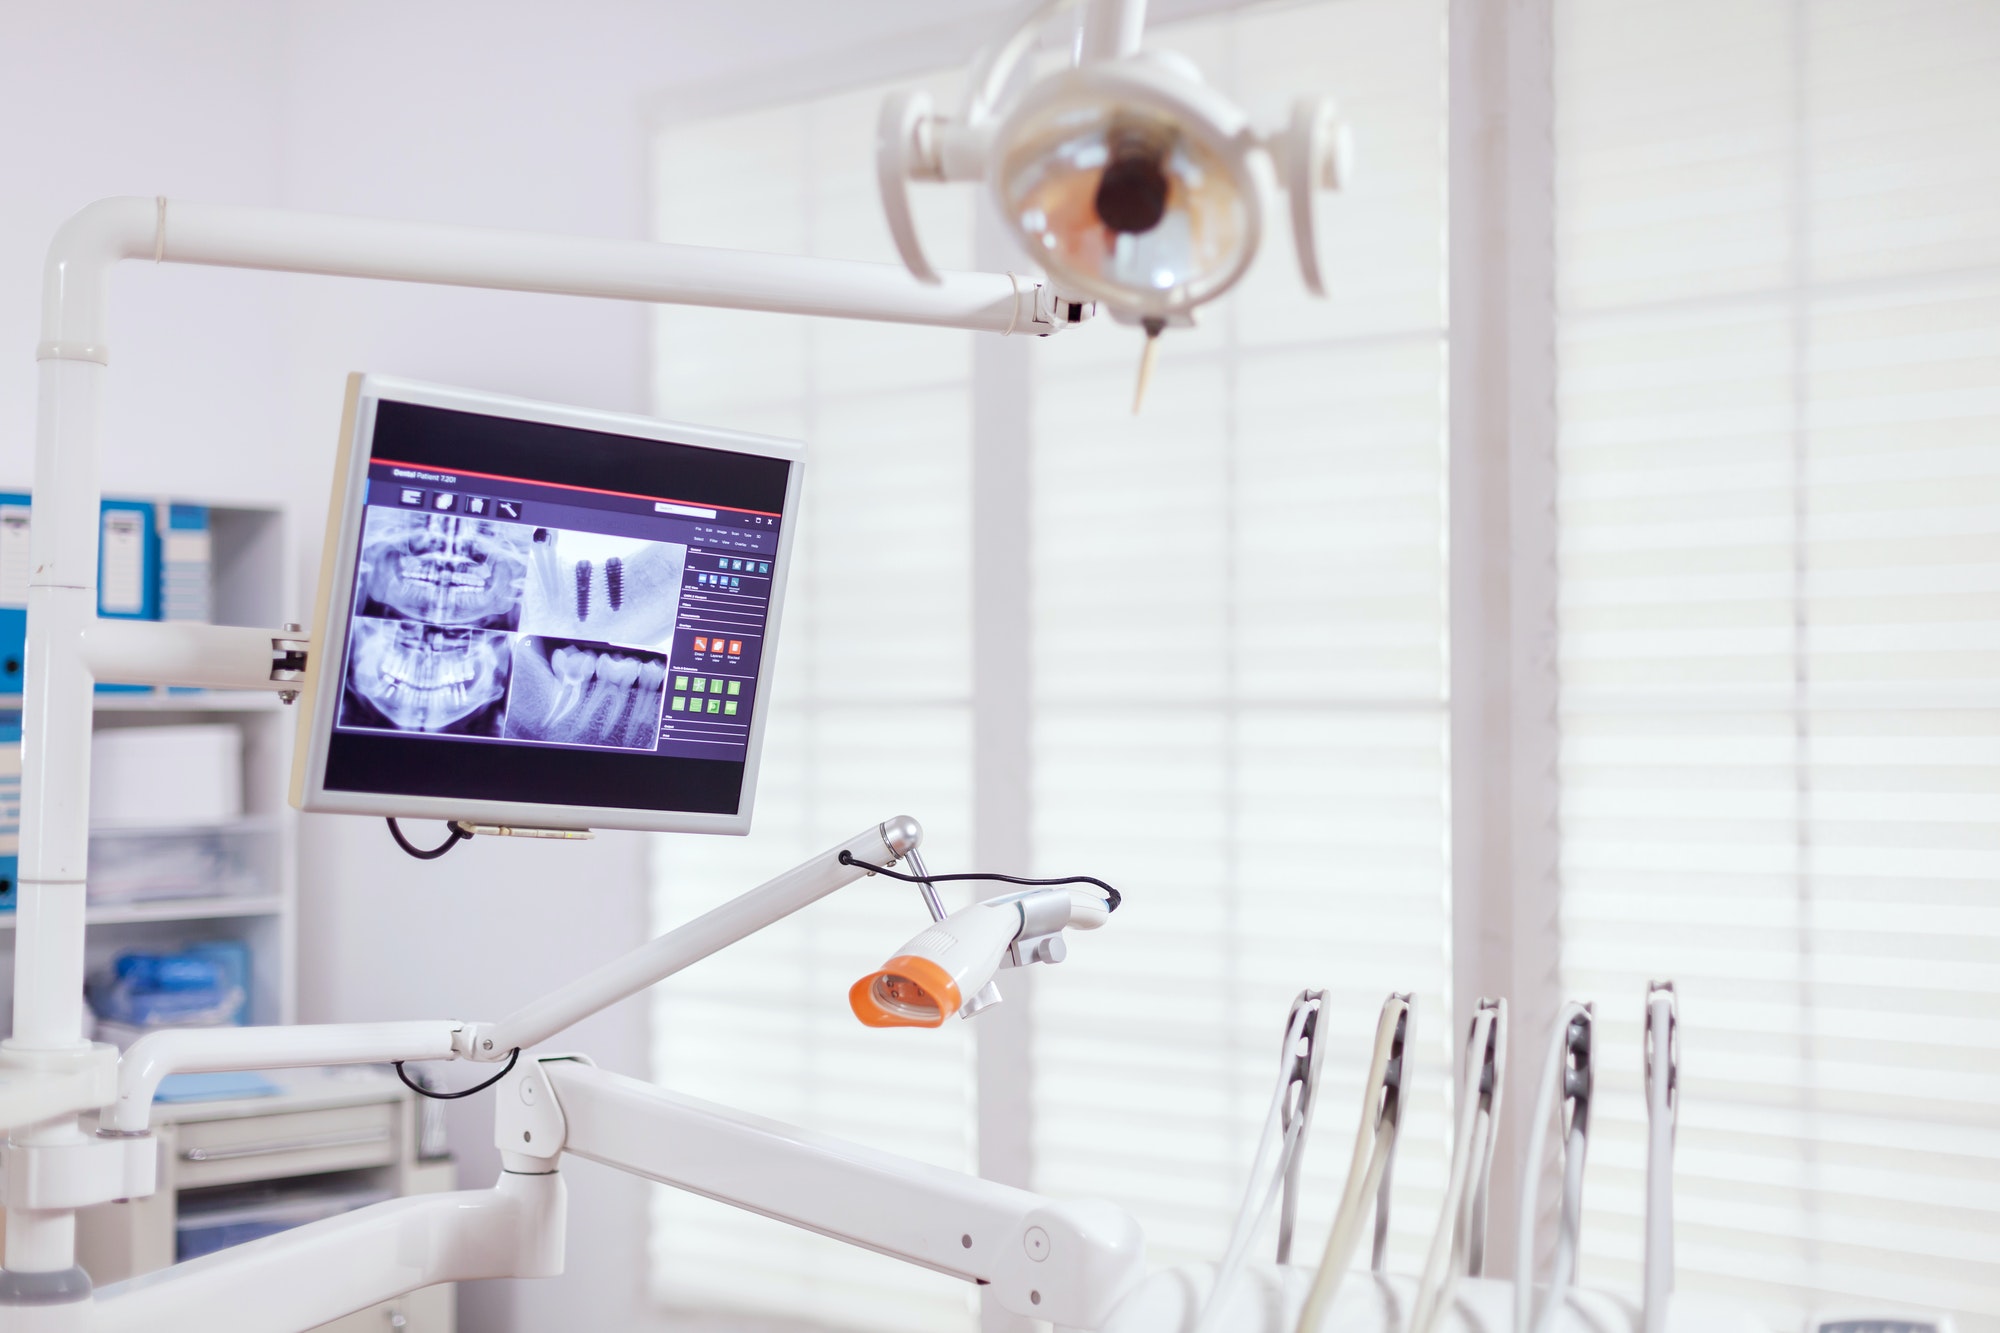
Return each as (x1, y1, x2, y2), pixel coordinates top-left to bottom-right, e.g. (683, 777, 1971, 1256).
(289, 372, 804, 835)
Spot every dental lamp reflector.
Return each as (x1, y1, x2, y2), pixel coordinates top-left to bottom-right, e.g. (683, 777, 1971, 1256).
(876, 0, 1350, 410)
(992, 58, 1268, 322)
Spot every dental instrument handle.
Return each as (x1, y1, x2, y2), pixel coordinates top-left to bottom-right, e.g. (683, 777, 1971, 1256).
(1293, 993, 1410, 1333)
(1642, 983, 1679, 1333)
(1513, 1001, 1591, 1333)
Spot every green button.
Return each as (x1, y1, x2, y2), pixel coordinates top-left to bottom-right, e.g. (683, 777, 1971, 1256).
(727, 680, 742, 696)
(673, 676, 688, 691)
(670, 696, 687, 711)
(724, 701, 738, 715)
(706, 699, 722, 714)
(692, 679, 706, 693)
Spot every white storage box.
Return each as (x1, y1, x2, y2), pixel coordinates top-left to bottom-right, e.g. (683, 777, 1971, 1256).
(90, 724, 243, 829)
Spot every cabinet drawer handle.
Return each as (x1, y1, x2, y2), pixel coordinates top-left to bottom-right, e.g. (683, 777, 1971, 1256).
(181, 1128, 390, 1162)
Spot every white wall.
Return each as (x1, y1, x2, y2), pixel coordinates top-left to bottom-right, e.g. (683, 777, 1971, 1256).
(0, 2, 1004, 1329)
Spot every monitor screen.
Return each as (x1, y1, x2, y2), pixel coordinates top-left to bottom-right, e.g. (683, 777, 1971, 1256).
(292, 375, 801, 834)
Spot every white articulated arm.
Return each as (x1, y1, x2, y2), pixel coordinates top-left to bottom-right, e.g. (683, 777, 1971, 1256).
(39, 196, 1068, 356)
(105, 1021, 462, 1135)
(464, 816, 923, 1058)
(90, 817, 923, 1138)
(524, 1058, 1147, 1329)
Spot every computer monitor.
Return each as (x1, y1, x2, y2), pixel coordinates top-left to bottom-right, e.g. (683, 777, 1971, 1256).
(291, 374, 802, 834)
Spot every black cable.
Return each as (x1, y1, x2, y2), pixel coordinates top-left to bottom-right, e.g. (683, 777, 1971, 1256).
(386, 818, 469, 860)
(394, 1046, 519, 1100)
(837, 851, 1120, 912)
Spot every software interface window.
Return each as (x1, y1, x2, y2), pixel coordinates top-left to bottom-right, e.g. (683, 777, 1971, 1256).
(329, 400, 788, 810)
(341, 461, 778, 761)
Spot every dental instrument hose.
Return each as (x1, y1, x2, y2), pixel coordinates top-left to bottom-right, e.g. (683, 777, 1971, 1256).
(1294, 997, 1411, 1333)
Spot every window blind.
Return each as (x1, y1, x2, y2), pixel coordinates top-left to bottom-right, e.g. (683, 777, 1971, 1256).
(1025, 0, 1455, 1278)
(647, 75, 984, 1333)
(1555, 1, 2000, 1327)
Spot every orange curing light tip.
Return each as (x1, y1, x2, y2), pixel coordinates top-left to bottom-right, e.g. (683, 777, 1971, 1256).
(849, 955, 962, 1028)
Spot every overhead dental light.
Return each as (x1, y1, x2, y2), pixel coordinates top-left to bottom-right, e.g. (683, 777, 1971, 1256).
(877, 0, 1352, 407)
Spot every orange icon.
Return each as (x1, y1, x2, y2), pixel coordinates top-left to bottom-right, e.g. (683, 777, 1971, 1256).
(728, 640, 743, 655)
(693, 637, 708, 653)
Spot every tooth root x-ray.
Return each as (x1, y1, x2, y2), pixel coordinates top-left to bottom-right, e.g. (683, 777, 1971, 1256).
(356, 509, 530, 630)
(521, 528, 684, 651)
(503, 636, 669, 750)
(341, 619, 513, 735)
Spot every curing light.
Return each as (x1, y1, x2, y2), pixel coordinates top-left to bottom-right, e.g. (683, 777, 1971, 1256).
(851, 886, 1111, 1028)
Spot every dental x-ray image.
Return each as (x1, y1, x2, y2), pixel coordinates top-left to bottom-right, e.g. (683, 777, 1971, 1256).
(341, 619, 513, 736)
(355, 509, 530, 630)
(518, 529, 686, 652)
(502, 636, 668, 751)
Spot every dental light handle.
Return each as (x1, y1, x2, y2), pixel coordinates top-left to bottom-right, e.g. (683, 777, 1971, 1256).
(850, 886, 1105, 1027)
(472, 817, 923, 1056)
(1294, 994, 1411, 1333)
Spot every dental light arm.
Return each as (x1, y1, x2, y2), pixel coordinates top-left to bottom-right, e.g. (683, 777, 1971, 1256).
(472, 817, 921, 1055)
(91, 818, 926, 1138)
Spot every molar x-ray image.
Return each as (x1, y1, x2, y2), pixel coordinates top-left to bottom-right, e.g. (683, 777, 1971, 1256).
(355, 509, 530, 631)
(519, 529, 685, 652)
(342, 620, 513, 736)
(502, 636, 668, 750)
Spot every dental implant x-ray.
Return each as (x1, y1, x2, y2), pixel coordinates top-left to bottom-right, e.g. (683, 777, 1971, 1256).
(520, 529, 685, 652)
(503, 637, 669, 750)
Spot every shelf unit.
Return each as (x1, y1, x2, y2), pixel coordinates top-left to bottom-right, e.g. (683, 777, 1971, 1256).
(0, 497, 299, 1032)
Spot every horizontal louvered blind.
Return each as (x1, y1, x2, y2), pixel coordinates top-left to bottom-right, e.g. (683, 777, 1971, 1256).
(647, 75, 983, 1333)
(1026, 0, 1455, 1280)
(1555, 1, 2000, 1327)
